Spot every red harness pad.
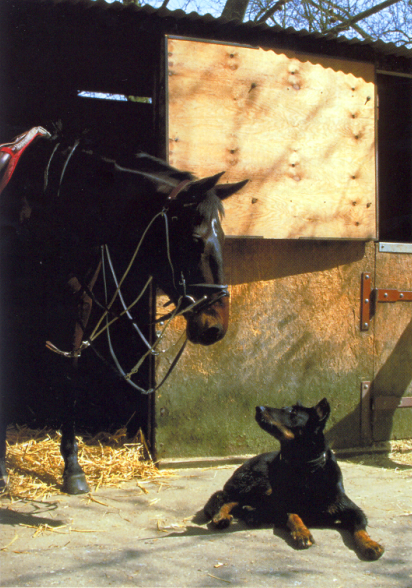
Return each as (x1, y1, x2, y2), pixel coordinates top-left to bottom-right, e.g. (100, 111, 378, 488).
(0, 126, 51, 194)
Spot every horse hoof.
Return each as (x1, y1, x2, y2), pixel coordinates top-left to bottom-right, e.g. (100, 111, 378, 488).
(0, 462, 8, 491)
(62, 473, 90, 495)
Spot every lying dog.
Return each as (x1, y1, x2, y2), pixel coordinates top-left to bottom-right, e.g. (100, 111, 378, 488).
(204, 398, 384, 560)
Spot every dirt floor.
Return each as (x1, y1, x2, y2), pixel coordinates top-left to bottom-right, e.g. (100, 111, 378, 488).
(1, 448, 412, 588)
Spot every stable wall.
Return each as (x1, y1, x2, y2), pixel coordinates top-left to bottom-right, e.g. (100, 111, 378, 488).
(156, 233, 412, 458)
(159, 39, 412, 459)
(159, 37, 379, 458)
(155, 240, 375, 458)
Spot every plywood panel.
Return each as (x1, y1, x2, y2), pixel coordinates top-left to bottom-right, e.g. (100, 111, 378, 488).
(167, 38, 376, 239)
(155, 241, 375, 458)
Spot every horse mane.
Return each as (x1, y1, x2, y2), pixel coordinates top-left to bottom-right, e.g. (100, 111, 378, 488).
(133, 153, 193, 182)
(46, 125, 193, 183)
(133, 153, 225, 221)
(5, 126, 225, 227)
(197, 193, 225, 222)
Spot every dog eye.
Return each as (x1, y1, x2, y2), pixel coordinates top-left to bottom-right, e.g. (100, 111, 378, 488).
(289, 407, 299, 420)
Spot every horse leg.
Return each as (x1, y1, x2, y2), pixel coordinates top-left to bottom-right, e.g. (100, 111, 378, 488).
(59, 323, 90, 494)
(0, 418, 8, 490)
(60, 399, 90, 494)
(59, 267, 100, 495)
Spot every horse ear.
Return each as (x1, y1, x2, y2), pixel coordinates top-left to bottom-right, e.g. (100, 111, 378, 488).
(214, 179, 249, 200)
(186, 172, 226, 196)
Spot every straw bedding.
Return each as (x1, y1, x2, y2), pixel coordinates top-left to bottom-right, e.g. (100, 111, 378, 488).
(1, 425, 163, 501)
(2, 426, 411, 502)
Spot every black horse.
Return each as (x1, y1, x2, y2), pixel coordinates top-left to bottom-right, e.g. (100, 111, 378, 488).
(0, 128, 247, 494)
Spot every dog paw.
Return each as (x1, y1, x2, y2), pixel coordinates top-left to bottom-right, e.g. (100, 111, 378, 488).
(212, 513, 232, 529)
(362, 541, 384, 561)
(287, 514, 314, 549)
(291, 529, 315, 549)
(354, 531, 384, 560)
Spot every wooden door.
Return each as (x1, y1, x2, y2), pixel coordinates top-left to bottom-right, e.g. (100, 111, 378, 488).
(372, 250, 412, 441)
(371, 73, 412, 442)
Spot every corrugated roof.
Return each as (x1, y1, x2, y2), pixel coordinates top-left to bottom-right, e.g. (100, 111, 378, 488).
(5, 0, 412, 63)
(82, 0, 412, 60)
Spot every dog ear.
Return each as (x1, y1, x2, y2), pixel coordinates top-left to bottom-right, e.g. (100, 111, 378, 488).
(314, 398, 331, 424)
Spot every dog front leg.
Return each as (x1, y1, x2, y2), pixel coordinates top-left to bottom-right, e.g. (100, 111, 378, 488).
(286, 513, 315, 549)
(338, 497, 384, 560)
(213, 502, 239, 529)
(353, 529, 384, 561)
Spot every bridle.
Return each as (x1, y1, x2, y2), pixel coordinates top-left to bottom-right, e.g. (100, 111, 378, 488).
(45, 157, 229, 394)
(149, 177, 229, 320)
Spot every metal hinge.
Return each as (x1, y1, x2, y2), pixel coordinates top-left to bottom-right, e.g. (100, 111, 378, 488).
(373, 396, 412, 410)
(361, 272, 412, 331)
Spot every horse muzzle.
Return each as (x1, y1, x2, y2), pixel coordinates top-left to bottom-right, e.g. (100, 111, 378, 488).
(185, 294, 229, 345)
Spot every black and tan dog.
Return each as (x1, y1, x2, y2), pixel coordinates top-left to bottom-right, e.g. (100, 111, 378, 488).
(204, 398, 384, 560)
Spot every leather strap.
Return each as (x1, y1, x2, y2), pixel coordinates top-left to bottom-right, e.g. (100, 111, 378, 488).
(167, 179, 191, 201)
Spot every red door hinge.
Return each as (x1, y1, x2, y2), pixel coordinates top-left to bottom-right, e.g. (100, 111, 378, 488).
(361, 272, 412, 331)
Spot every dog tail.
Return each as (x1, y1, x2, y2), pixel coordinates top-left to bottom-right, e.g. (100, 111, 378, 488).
(204, 490, 228, 521)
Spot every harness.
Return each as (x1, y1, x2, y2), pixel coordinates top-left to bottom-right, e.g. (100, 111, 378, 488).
(34, 137, 229, 394)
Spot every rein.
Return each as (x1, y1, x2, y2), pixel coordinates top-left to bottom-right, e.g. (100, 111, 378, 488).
(45, 156, 228, 394)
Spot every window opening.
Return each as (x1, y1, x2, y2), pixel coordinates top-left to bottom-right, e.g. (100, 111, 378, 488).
(77, 91, 152, 103)
(378, 74, 412, 245)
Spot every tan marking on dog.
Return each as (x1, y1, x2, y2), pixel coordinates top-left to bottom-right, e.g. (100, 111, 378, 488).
(213, 502, 239, 527)
(287, 513, 314, 548)
(353, 530, 384, 560)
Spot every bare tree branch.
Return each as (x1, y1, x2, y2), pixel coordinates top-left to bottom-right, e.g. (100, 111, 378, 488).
(350, 22, 373, 41)
(326, 0, 404, 33)
(221, 0, 250, 20)
(256, 0, 292, 23)
(304, 0, 373, 38)
(220, 0, 411, 47)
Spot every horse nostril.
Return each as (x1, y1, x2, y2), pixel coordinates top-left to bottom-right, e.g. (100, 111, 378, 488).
(202, 325, 223, 345)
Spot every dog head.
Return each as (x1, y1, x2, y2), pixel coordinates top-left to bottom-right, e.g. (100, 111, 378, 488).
(255, 398, 331, 445)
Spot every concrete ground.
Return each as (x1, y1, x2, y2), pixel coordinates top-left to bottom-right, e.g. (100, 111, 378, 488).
(1, 454, 411, 588)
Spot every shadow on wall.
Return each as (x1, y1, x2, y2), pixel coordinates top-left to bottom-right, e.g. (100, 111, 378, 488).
(224, 239, 366, 284)
(223, 238, 412, 449)
(327, 315, 412, 450)
(371, 315, 412, 441)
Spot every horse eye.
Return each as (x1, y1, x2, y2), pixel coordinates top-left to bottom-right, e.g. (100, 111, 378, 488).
(192, 235, 204, 248)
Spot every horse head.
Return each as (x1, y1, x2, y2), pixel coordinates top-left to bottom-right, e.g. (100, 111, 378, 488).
(129, 165, 247, 346)
(164, 173, 247, 345)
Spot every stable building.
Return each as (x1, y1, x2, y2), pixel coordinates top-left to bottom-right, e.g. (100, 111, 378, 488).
(1, 0, 412, 460)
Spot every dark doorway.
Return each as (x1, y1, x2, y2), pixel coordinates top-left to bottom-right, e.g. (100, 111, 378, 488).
(378, 73, 412, 243)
